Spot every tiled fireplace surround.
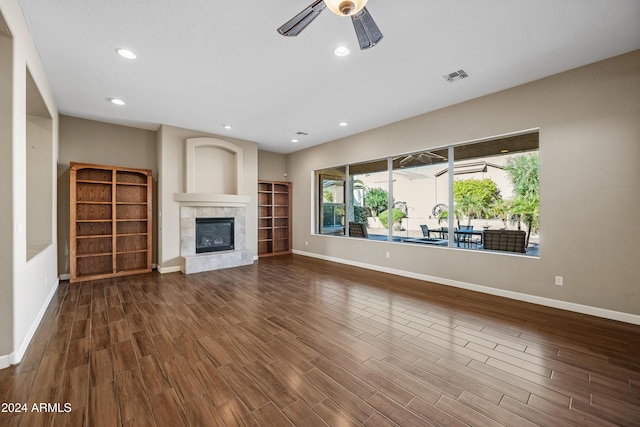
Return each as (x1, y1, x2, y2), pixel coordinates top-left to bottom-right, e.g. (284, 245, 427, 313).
(175, 137, 254, 274)
(179, 204, 253, 274)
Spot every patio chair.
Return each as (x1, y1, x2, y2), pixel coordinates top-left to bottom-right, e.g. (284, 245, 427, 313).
(420, 224, 431, 238)
(439, 227, 449, 239)
(348, 222, 369, 238)
(458, 225, 480, 248)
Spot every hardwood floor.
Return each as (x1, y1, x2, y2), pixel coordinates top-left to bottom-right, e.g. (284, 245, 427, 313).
(1, 254, 639, 426)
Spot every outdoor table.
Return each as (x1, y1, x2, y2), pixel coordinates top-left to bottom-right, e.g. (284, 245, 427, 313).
(427, 228, 484, 246)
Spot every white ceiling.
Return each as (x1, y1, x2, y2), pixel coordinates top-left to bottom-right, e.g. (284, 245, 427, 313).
(17, 0, 640, 154)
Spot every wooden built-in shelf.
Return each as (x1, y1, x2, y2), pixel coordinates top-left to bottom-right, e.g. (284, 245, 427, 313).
(70, 162, 153, 283)
(258, 181, 291, 257)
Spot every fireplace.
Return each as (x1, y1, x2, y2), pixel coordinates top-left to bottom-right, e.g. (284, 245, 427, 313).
(177, 194, 253, 274)
(196, 217, 234, 253)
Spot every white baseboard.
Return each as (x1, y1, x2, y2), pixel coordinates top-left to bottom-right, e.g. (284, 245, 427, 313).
(157, 265, 181, 274)
(293, 250, 640, 326)
(10, 278, 60, 365)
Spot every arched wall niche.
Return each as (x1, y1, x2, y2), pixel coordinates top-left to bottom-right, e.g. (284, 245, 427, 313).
(185, 137, 244, 195)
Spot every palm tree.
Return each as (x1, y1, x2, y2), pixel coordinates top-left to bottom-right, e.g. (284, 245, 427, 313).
(456, 194, 487, 226)
(437, 206, 462, 229)
(489, 198, 511, 229)
(510, 196, 539, 247)
(505, 154, 539, 247)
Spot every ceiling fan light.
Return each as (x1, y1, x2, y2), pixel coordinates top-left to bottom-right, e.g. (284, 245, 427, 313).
(323, 0, 368, 16)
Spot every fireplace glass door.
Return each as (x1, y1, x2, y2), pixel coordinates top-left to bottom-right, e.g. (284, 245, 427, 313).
(196, 217, 234, 253)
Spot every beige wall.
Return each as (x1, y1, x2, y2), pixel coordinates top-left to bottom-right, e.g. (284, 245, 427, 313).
(58, 115, 157, 169)
(57, 115, 158, 275)
(58, 117, 262, 275)
(287, 51, 640, 319)
(26, 115, 53, 256)
(258, 150, 288, 182)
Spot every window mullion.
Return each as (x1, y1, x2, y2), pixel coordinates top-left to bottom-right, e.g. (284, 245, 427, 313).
(346, 164, 351, 236)
(448, 146, 455, 248)
(387, 157, 393, 242)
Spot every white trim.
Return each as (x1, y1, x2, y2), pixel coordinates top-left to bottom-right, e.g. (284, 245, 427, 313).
(173, 193, 250, 206)
(11, 278, 60, 365)
(293, 250, 640, 326)
(157, 265, 181, 274)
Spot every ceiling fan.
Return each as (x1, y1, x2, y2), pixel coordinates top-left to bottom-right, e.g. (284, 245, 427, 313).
(277, 0, 383, 50)
(396, 151, 447, 167)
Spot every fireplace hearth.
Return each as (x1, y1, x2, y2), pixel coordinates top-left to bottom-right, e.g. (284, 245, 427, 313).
(196, 217, 234, 253)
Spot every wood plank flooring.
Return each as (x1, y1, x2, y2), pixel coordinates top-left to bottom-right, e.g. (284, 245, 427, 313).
(1, 254, 639, 426)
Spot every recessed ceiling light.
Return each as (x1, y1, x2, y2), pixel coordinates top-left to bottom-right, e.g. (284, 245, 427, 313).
(291, 139, 299, 143)
(109, 98, 126, 106)
(116, 48, 136, 59)
(223, 124, 232, 129)
(338, 122, 348, 127)
(334, 46, 350, 57)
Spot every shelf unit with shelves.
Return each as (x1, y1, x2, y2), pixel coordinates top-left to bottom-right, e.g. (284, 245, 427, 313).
(258, 181, 291, 257)
(70, 162, 152, 283)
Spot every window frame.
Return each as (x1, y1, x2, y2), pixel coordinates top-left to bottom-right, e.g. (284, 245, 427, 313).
(313, 129, 540, 256)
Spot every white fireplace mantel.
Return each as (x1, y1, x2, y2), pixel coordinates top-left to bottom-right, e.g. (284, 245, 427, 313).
(174, 192, 250, 206)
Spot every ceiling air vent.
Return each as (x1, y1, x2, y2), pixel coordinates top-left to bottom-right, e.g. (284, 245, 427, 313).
(442, 68, 469, 83)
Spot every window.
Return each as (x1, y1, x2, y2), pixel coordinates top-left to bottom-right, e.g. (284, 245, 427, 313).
(314, 131, 539, 255)
(391, 149, 449, 244)
(451, 133, 539, 254)
(348, 160, 389, 240)
(317, 168, 346, 235)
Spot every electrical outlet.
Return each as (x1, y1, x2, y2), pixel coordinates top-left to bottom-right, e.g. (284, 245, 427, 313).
(385, 252, 390, 259)
(305, 240, 308, 246)
(555, 276, 564, 286)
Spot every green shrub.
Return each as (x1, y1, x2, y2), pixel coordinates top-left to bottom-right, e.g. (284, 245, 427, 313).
(353, 206, 368, 224)
(378, 209, 404, 229)
(365, 187, 388, 217)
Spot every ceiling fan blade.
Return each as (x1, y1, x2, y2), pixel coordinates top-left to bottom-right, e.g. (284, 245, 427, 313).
(277, 0, 326, 37)
(417, 151, 447, 161)
(399, 155, 414, 165)
(351, 7, 383, 49)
